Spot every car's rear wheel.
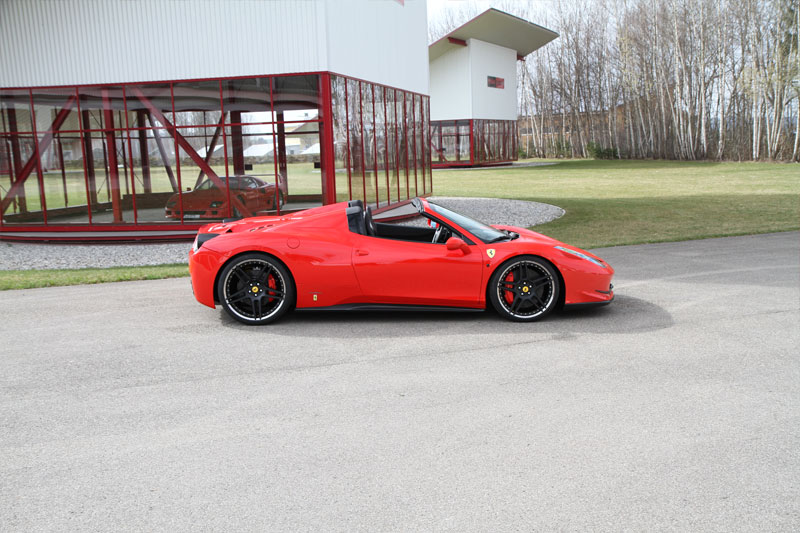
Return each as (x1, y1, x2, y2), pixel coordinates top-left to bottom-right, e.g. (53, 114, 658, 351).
(217, 253, 294, 325)
(488, 256, 560, 322)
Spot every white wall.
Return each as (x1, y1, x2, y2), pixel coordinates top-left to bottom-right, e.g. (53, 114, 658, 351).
(468, 39, 518, 120)
(0, 0, 427, 94)
(429, 38, 518, 121)
(325, 0, 429, 95)
(428, 46, 471, 121)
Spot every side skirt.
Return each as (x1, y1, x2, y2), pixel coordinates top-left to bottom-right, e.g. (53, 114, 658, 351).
(296, 303, 486, 313)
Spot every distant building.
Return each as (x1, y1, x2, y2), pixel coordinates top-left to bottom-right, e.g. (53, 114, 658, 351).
(428, 9, 557, 167)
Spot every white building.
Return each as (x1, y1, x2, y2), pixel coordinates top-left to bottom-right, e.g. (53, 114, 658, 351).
(428, 9, 557, 167)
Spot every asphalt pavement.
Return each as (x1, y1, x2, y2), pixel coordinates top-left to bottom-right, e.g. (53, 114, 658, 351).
(1, 232, 798, 531)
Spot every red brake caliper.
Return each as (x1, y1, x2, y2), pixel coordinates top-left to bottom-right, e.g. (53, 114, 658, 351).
(503, 272, 515, 305)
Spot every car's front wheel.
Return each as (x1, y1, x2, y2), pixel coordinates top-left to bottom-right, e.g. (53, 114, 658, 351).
(217, 253, 294, 325)
(488, 255, 560, 322)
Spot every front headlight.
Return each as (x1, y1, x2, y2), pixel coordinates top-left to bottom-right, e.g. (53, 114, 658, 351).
(555, 245, 606, 268)
(210, 201, 223, 208)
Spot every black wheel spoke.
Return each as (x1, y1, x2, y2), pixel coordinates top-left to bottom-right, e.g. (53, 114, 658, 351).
(228, 292, 251, 305)
(263, 286, 284, 297)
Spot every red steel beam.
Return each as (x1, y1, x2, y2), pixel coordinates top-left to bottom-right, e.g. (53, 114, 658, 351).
(276, 111, 288, 197)
(101, 89, 123, 223)
(193, 114, 225, 188)
(136, 110, 152, 193)
(319, 73, 337, 205)
(81, 110, 99, 207)
(0, 95, 77, 215)
(229, 111, 245, 175)
(5, 108, 27, 212)
(130, 87, 251, 217)
(448, 37, 467, 46)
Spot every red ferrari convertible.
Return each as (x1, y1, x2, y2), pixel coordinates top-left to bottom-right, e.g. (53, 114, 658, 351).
(188, 198, 614, 324)
(165, 175, 282, 220)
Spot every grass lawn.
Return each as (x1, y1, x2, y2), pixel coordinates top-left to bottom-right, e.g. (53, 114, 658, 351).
(2, 159, 797, 289)
(0, 264, 189, 291)
(433, 159, 800, 249)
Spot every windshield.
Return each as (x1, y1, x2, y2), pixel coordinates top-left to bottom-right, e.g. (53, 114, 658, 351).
(427, 201, 508, 243)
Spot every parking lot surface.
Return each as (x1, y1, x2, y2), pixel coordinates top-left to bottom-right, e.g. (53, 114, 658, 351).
(1, 232, 798, 531)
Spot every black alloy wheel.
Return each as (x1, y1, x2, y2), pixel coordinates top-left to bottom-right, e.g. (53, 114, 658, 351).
(489, 256, 560, 322)
(217, 253, 294, 325)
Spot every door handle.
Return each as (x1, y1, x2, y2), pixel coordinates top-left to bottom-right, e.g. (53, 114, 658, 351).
(355, 249, 369, 256)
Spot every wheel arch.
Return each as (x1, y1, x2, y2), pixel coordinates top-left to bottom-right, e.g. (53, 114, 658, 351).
(484, 254, 566, 311)
(213, 249, 296, 305)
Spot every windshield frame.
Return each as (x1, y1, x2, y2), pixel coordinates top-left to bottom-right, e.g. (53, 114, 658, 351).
(424, 200, 508, 244)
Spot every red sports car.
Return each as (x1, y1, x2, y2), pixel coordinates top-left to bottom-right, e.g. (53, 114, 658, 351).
(188, 198, 614, 324)
(165, 175, 283, 220)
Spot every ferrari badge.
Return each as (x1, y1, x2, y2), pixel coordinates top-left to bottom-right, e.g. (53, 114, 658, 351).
(487, 249, 496, 258)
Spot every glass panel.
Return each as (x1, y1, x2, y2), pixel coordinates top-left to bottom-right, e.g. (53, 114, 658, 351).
(39, 131, 89, 224)
(395, 90, 408, 201)
(405, 92, 416, 197)
(272, 75, 320, 120)
(32, 88, 80, 133)
(424, 98, 433, 193)
(172, 80, 222, 127)
(347, 79, 364, 204)
(283, 129, 322, 211)
(128, 125, 181, 223)
(177, 138, 231, 222)
(77, 129, 135, 224)
(386, 88, 398, 204)
(361, 82, 376, 207)
(414, 95, 423, 196)
(374, 86, 388, 206)
(125, 84, 173, 129)
(222, 77, 273, 125)
(0, 132, 43, 224)
(331, 76, 349, 203)
(224, 127, 277, 217)
(0, 89, 34, 133)
(78, 86, 128, 132)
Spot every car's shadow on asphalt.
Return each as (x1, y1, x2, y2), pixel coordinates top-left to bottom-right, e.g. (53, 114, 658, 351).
(217, 294, 673, 338)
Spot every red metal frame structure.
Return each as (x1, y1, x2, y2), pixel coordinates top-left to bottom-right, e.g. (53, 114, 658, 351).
(430, 118, 518, 168)
(0, 72, 430, 241)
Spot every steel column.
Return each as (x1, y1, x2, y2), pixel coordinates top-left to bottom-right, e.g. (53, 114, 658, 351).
(101, 89, 123, 223)
(5, 108, 26, 212)
(229, 111, 245, 175)
(319, 73, 336, 205)
(136, 110, 152, 193)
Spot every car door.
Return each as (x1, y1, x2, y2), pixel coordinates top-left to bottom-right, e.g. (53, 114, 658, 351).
(350, 233, 484, 307)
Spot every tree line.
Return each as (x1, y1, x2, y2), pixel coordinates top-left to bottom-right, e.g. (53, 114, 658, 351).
(430, 0, 800, 161)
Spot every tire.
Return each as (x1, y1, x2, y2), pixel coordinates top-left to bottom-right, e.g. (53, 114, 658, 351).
(217, 253, 294, 325)
(488, 255, 561, 322)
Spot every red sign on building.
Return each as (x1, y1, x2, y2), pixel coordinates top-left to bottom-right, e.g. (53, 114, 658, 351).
(487, 76, 505, 89)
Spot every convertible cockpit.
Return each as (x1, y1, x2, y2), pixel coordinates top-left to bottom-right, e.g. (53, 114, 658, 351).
(345, 199, 452, 243)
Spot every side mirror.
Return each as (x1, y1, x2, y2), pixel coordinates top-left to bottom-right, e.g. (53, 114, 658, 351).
(446, 236, 471, 254)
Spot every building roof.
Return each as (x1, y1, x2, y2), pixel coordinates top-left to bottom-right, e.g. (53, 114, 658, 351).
(428, 8, 558, 62)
